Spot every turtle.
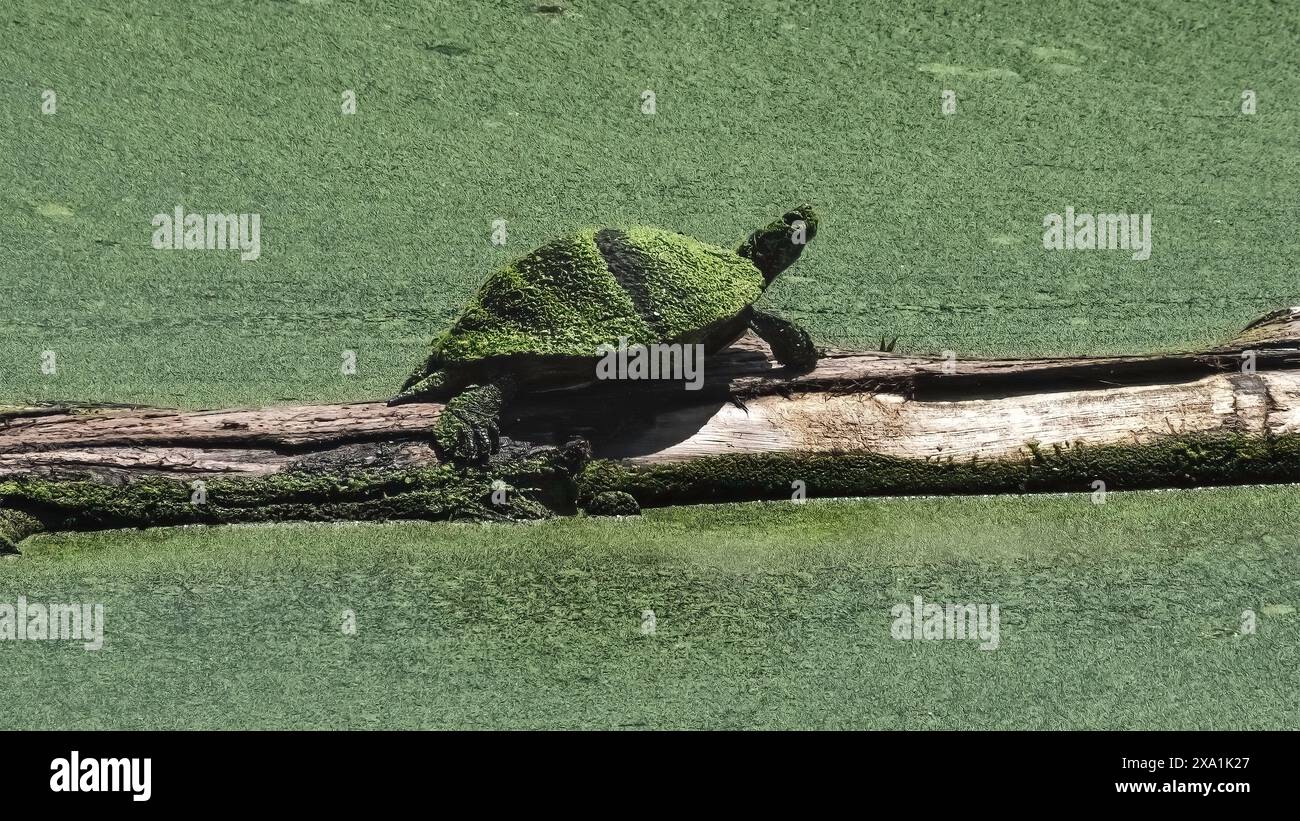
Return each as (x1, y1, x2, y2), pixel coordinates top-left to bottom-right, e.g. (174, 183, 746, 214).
(388, 204, 822, 464)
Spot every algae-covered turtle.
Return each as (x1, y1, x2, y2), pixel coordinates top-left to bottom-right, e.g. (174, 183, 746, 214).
(389, 205, 821, 462)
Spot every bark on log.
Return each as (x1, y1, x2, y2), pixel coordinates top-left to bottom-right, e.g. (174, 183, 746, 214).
(4, 306, 1300, 547)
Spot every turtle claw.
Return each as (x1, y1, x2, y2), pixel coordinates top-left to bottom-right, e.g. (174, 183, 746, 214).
(432, 379, 515, 464)
(436, 408, 491, 463)
(469, 419, 494, 460)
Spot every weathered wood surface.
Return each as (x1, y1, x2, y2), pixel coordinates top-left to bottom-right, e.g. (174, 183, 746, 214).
(606, 370, 1297, 464)
(3, 307, 1300, 481)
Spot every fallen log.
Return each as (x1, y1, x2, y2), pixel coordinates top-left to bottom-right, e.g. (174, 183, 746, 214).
(4, 307, 1300, 548)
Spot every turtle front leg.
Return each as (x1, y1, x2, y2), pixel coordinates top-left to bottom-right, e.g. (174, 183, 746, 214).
(748, 310, 819, 371)
(435, 376, 516, 463)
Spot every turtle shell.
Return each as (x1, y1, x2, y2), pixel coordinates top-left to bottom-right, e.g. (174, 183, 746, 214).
(431, 226, 764, 367)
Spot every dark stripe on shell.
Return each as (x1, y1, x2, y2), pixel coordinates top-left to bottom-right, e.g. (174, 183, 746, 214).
(594, 228, 668, 338)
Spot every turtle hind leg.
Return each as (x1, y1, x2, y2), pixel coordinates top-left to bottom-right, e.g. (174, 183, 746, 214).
(434, 375, 516, 463)
(386, 369, 451, 406)
(749, 310, 819, 371)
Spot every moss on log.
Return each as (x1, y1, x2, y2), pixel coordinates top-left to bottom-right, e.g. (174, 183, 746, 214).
(578, 432, 1300, 507)
(0, 448, 574, 540)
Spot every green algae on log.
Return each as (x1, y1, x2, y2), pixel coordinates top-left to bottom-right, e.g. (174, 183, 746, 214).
(4, 307, 1300, 546)
(577, 433, 1300, 509)
(0, 451, 572, 553)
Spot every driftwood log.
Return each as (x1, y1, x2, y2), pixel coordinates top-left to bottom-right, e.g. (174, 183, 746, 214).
(4, 306, 1300, 547)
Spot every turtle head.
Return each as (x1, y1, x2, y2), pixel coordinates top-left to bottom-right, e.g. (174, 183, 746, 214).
(738, 204, 819, 286)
